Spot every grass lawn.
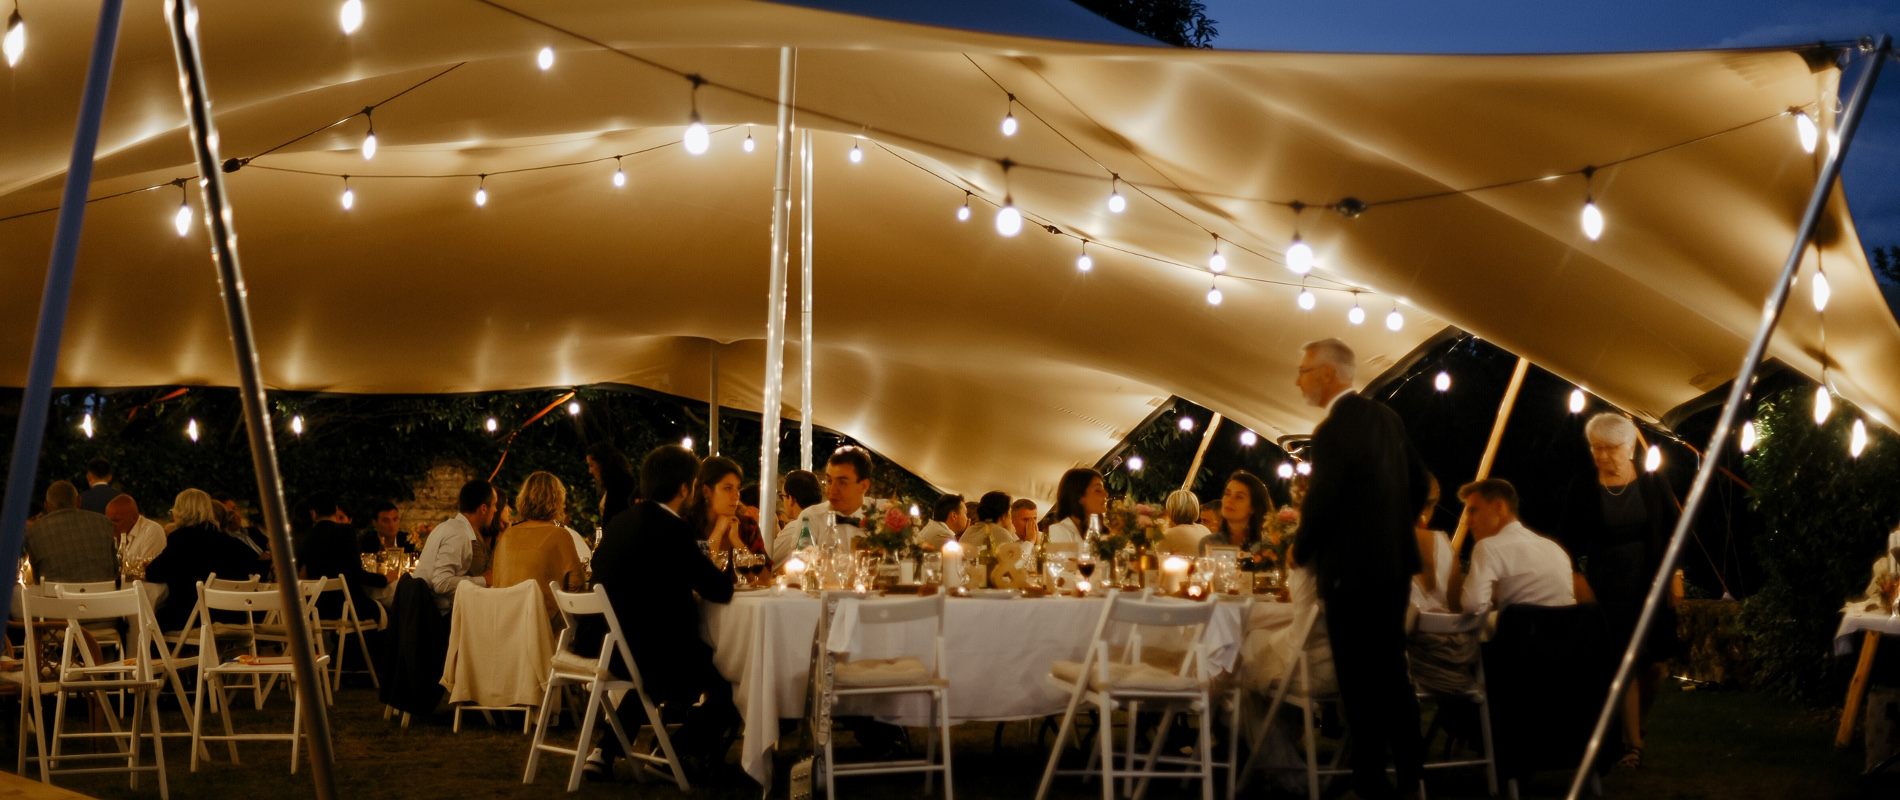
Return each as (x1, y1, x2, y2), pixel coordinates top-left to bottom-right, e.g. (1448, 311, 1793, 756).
(15, 678, 1896, 799)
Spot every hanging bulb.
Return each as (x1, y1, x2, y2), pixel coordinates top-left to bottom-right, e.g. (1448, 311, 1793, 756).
(567, 401, 581, 416)
(995, 200, 1022, 237)
(1814, 385, 1833, 425)
(1347, 301, 1365, 325)
(1076, 243, 1093, 272)
(174, 201, 192, 237)
(1295, 461, 1312, 476)
(1178, 416, 1195, 432)
(80, 413, 93, 439)
(362, 129, 377, 160)
(1434, 371, 1451, 392)
(1239, 430, 1258, 447)
(1127, 454, 1144, 472)
(956, 194, 971, 222)
(1644, 444, 1662, 473)
(848, 142, 863, 163)
(683, 113, 710, 155)
(1794, 110, 1818, 154)
(1813, 270, 1830, 312)
(1207, 286, 1223, 306)
(1851, 419, 1868, 458)
(1107, 178, 1126, 213)
(613, 167, 626, 188)
(1386, 308, 1404, 332)
(474, 176, 487, 207)
(291, 415, 304, 435)
(485, 417, 498, 432)
(338, 0, 363, 35)
(1001, 97, 1019, 137)
(1286, 236, 1313, 274)
(340, 180, 354, 210)
(908, 503, 921, 518)
(1297, 288, 1316, 311)
(682, 436, 694, 450)
(1209, 241, 1226, 274)
(537, 46, 554, 71)
(1569, 388, 1586, 414)
(1581, 197, 1604, 241)
(186, 419, 199, 442)
(1739, 420, 1757, 453)
(743, 126, 755, 153)
(1276, 462, 1294, 479)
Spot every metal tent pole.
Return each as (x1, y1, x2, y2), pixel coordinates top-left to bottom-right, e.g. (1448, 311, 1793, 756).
(800, 126, 815, 472)
(759, 47, 795, 533)
(1565, 36, 1888, 800)
(1449, 356, 1529, 555)
(163, 0, 339, 794)
(0, 0, 125, 633)
(709, 342, 720, 455)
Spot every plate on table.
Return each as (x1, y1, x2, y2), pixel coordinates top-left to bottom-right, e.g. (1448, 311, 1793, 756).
(963, 588, 1017, 600)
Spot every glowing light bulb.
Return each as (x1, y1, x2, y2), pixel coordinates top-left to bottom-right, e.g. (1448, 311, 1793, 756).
(485, 417, 498, 432)
(1127, 455, 1144, 472)
(1207, 286, 1223, 306)
(1276, 462, 1294, 479)
(682, 436, 693, 450)
(1851, 419, 1868, 458)
(567, 401, 581, 416)
(362, 130, 377, 160)
(187, 419, 199, 442)
(1386, 309, 1404, 331)
(1644, 444, 1661, 472)
(537, 46, 554, 71)
(1178, 416, 1195, 432)
(683, 115, 709, 155)
(742, 133, 755, 152)
(291, 415, 304, 435)
(1581, 199, 1604, 241)
(1108, 190, 1126, 214)
(80, 413, 93, 439)
(1569, 388, 1586, 414)
(1240, 430, 1258, 447)
(1076, 253, 1093, 272)
(341, 185, 354, 210)
(1814, 386, 1833, 425)
(995, 203, 1023, 237)
(1210, 250, 1226, 274)
(1813, 270, 1830, 312)
(613, 167, 626, 188)
(1347, 304, 1365, 325)
(956, 202, 971, 222)
(1001, 113, 1018, 136)
(1435, 371, 1451, 392)
(474, 186, 487, 206)
(1295, 461, 1311, 476)
(338, 0, 363, 35)
(174, 202, 192, 237)
(908, 504, 921, 518)
(1827, 128, 1840, 155)
(848, 143, 863, 163)
(1297, 289, 1316, 311)
(1795, 110, 1818, 154)
(1739, 420, 1757, 453)
(1286, 236, 1313, 274)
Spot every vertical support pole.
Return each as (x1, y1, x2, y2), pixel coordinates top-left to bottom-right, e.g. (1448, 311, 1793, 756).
(800, 126, 816, 472)
(0, 0, 125, 633)
(708, 341, 720, 455)
(163, 1, 340, 795)
(1566, 36, 1887, 800)
(1180, 412, 1224, 492)
(1449, 356, 1529, 554)
(1838, 630, 1882, 747)
(759, 47, 795, 536)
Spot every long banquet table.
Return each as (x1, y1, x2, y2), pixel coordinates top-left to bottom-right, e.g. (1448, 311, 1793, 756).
(702, 589, 1288, 784)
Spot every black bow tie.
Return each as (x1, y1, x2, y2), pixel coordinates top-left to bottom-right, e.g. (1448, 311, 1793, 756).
(836, 516, 864, 528)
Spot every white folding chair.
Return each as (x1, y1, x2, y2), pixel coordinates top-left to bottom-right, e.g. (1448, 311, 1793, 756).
(1234, 604, 1348, 800)
(18, 585, 170, 799)
(1411, 611, 1498, 796)
(820, 593, 954, 799)
(45, 581, 124, 663)
(525, 583, 689, 793)
(445, 581, 544, 733)
(1036, 593, 1217, 800)
(311, 575, 383, 692)
(251, 578, 333, 707)
(189, 583, 329, 774)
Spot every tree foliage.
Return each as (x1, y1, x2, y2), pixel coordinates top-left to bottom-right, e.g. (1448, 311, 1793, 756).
(1072, 0, 1218, 48)
(1871, 244, 1900, 285)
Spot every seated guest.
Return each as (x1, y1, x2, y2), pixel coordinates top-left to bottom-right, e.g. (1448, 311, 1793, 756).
(358, 501, 419, 555)
(1159, 489, 1212, 555)
(772, 447, 876, 562)
(584, 445, 737, 778)
(1199, 471, 1279, 564)
(1411, 475, 1454, 612)
(914, 494, 966, 550)
(1198, 500, 1224, 535)
(1010, 498, 1041, 545)
(144, 489, 264, 631)
(960, 492, 1019, 552)
(1450, 479, 1578, 614)
(79, 457, 122, 513)
(24, 481, 116, 583)
(104, 494, 168, 562)
(586, 441, 638, 527)
(419, 480, 498, 615)
(778, 470, 823, 530)
(488, 471, 586, 617)
(210, 491, 270, 555)
(1042, 468, 1108, 545)
(304, 494, 398, 622)
(690, 456, 769, 561)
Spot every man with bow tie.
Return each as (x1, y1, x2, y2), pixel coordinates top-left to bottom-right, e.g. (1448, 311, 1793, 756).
(770, 446, 875, 563)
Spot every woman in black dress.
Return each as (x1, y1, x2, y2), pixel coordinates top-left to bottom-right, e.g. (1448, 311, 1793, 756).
(1555, 413, 1682, 769)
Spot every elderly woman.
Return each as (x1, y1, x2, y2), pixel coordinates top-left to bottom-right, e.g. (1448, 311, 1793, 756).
(488, 471, 587, 617)
(1043, 468, 1109, 545)
(1555, 413, 1682, 770)
(144, 488, 263, 632)
(1159, 489, 1212, 555)
(1199, 471, 1283, 566)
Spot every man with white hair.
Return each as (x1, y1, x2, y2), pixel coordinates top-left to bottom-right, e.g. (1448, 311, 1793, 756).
(1290, 337, 1430, 800)
(103, 494, 168, 562)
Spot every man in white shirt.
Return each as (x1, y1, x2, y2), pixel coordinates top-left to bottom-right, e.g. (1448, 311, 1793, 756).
(914, 494, 967, 549)
(419, 479, 498, 614)
(1451, 479, 1578, 615)
(771, 446, 875, 563)
(103, 494, 167, 562)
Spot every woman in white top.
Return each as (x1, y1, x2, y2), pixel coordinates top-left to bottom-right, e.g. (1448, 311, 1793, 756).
(1042, 468, 1108, 545)
(1158, 489, 1211, 555)
(1410, 475, 1455, 612)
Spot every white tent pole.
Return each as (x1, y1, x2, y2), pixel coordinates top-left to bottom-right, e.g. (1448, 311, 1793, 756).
(709, 341, 720, 455)
(1565, 35, 1888, 800)
(759, 47, 795, 533)
(800, 126, 816, 472)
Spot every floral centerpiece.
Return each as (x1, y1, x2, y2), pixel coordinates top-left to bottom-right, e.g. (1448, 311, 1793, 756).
(858, 499, 924, 560)
(1095, 498, 1165, 560)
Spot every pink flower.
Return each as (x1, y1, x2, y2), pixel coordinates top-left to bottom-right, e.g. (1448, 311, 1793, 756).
(884, 507, 911, 532)
(1136, 514, 1155, 529)
(1135, 504, 1155, 516)
(1278, 508, 1299, 523)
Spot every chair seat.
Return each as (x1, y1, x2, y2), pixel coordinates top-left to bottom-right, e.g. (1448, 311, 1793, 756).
(548, 649, 599, 677)
(1051, 660, 1203, 693)
(834, 656, 931, 688)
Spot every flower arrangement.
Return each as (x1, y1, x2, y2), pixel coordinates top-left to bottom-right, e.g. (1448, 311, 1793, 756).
(858, 498, 923, 559)
(1095, 498, 1165, 560)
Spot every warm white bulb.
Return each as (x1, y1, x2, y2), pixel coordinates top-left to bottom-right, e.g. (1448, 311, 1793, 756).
(341, 187, 354, 210)
(1286, 237, 1313, 274)
(1276, 462, 1294, 479)
(1852, 419, 1868, 458)
(80, 413, 93, 439)
(995, 205, 1023, 237)
(1569, 388, 1586, 414)
(612, 168, 626, 188)
(1076, 254, 1093, 272)
(1581, 200, 1604, 241)
(908, 504, 921, 518)
(1644, 444, 1662, 473)
(1386, 309, 1404, 331)
(1295, 461, 1311, 476)
(1001, 113, 1018, 136)
(1740, 420, 1757, 453)
(1813, 270, 1830, 312)
(2, 13, 19, 68)
(1827, 128, 1840, 155)
(291, 415, 304, 435)
(1107, 191, 1126, 213)
(1297, 289, 1316, 311)
(1178, 416, 1195, 432)
(474, 186, 487, 206)
(1209, 251, 1226, 274)
(1347, 305, 1365, 325)
(1434, 371, 1451, 392)
(848, 144, 863, 163)
(956, 204, 971, 222)
(339, 0, 364, 34)
(187, 419, 199, 442)
(1814, 386, 1833, 425)
(174, 203, 192, 237)
(362, 131, 377, 160)
(1127, 455, 1144, 472)
(1207, 287, 1224, 306)
(568, 401, 581, 416)
(537, 47, 554, 71)
(743, 135, 755, 153)
(1795, 111, 1818, 154)
(683, 120, 710, 155)
(1240, 430, 1258, 447)
(485, 417, 498, 432)
(682, 436, 694, 450)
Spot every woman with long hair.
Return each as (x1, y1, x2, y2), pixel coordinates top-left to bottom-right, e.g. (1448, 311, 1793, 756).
(1200, 470, 1283, 564)
(488, 471, 586, 616)
(686, 456, 769, 563)
(1043, 468, 1108, 545)
(586, 441, 637, 526)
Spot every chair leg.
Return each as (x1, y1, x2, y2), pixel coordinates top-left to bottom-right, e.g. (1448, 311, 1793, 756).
(290, 682, 304, 775)
(1478, 693, 1498, 796)
(215, 676, 240, 765)
(643, 693, 690, 792)
(1303, 705, 1320, 800)
(150, 689, 169, 800)
(524, 679, 559, 784)
(190, 672, 207, 773)
(1199, 701, 1214, 800)
(1133, 707, 1177, 800)
(353, 626, 380, 689)
(940, 689, 955, 800)
(127, 687, 143, 791)
(823, 697, 838, 800)
(925, 694, 938, 794)
(597, 690, 637, 769)
(51, 684, 68, 771)
(565, 687, 603, 793)
(329, 629, 346, 693)
(1123, 701, 1139, 796)
(1097, 697, 1117, 800)
(1226, 694, 1241, 800)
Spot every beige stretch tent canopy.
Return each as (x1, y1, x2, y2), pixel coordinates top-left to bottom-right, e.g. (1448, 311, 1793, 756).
(1, 0, 1894, 502)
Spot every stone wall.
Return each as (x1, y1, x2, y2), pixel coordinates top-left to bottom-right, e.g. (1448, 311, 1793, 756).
(396, 461, 476, 533)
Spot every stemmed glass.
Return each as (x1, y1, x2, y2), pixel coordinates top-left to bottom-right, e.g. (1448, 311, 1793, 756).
(1076, 549, 1098, 594)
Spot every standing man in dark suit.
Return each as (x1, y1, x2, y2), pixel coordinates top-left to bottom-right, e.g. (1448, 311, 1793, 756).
(1290, 338, 1430, 800)
(583, 444, 737, 781)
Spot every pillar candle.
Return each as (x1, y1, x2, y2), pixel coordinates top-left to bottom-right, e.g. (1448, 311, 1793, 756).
(1162, 556, 1190, 595)
(942, 541, 964, 590)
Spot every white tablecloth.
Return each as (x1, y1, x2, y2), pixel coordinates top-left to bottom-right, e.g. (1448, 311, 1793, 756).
(702, 589, 1281, 784)
(1835, 603, 1900, 655)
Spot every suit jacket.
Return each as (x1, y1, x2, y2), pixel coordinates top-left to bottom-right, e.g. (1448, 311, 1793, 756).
(144, 523, 265, 632)
(1291, 392, 1431, 596)
(305, 519, 389, 621)
(581, 500, 733, 702)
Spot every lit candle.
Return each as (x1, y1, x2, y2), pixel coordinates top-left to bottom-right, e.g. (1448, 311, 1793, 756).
(1162, 556, 1190, 595)
(783, 556, 806, 589)
(942, 540, 964, 591)
(1077, 579, 1092, 596)
(1186, 584, 1203, 600)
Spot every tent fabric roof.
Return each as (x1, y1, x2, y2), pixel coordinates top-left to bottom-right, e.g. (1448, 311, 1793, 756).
(0, 1, 1891, 503)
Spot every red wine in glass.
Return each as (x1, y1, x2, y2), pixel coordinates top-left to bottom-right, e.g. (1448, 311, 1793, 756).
(1079, 561, 1097, 579)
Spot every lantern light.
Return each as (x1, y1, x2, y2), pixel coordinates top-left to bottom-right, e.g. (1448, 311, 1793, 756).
(1001, 95, 1018, 136)
(340, 177, 354, 210)
(1276, 462, 1294, 479)
(567, 401, 581, 416)
(291, 415, 304, 435)
(1814, 385, 1833, 426)
(1347, 298, 1365, 325)
(742, 126, 755, 152)
(80, 413, 93, 439)
(174, 200, 192, 237)
(957, 193, 972, 222)
(1813, 270, 1830, 312)
(1240, 430, 1258, 447)
(1297, 288, 1316, 311)
(537, 46, 554, 71)
(1739, 420, 1757, 453)
(1178, 416, 1195, 432)
(1386, 307, 1404, 332)
(682, 436, 694, 450)
(848, 142, 863, 163)
(186, 419, 199, 442)
(485, 417, 498, 432)
(1295, 461, 1312, 476)
(1286, 236, 1313, 274)
(1794, 109, 1818, 154)
(1434, 371, 1451, 392)
(474, 175, 487, 207)
(1127, 454, 1144, 472)
(1076, 242, 1093, 272)
(995, 199, 1023, 237)
(1851, 419, 1868, 458)
(338, 0, 363, 35)
(1209, 237, 1226, 274)
(1644, 444, 1662, 472)
(1107, 177, 1126, 213)
(1569, 388, 1586, 414)
(1207, 286, 1223, 306)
